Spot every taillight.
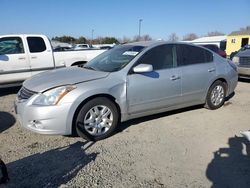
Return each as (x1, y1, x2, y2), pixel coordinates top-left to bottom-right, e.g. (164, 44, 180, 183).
(227, 60, 237, 72)
(219, 50, 227, 58)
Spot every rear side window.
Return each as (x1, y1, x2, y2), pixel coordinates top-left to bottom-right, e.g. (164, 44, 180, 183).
(201, 45, 218, 52)
(176, 44, 213, 66)
(27, 37, 46, 53)
(0, 37, 24, 55)
(137, 44, 174, 70)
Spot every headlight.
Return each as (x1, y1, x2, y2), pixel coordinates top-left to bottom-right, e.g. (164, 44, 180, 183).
(232, 56, 239, 65)
(33, 85, 76, 106)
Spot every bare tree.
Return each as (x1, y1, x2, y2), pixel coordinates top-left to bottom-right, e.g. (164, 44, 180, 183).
(141, 34, 152, 41)
(207, 31, 225, 36)
(131, 34, 152, 42)
(240, 25, 250, 31)
(168, 33, 179, 42)
(183, 33, 198, 41)
(133, 35, 141, 42)
(120, 36, 131, 44)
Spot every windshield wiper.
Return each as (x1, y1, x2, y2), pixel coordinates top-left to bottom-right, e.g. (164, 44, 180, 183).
(84, 66, 96, 71)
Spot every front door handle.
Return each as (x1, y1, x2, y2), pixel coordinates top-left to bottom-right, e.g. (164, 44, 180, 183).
(170, 75, 181, 81)
(18, 57, 26, 60)
(208, 68, 215, 72)
(31, 56, 37, 59)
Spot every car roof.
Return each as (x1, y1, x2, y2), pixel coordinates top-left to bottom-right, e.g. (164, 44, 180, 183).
(123, 40, 203, 48)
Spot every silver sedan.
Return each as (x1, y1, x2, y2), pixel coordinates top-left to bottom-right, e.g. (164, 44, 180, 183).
(15, 41, 238, 141)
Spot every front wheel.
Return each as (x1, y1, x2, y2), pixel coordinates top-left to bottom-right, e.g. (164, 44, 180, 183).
(205, 81, 226, 110)
(75, 97, 119, 141)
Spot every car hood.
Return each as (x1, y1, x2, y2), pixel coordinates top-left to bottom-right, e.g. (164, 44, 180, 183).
(236, 49, 250, 57)
(23, 67, 109, 92)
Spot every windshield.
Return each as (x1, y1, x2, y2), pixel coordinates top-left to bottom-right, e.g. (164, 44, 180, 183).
(240, 45, 250, 51)
(84, 45, 145, 72)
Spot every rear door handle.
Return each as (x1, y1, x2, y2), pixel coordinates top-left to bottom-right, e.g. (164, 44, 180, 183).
(170, 75, 181, 81)
(208, 68, 215, 72)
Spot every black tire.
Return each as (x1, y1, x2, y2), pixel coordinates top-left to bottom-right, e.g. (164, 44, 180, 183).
(205, 80, 226, 110)
(75, 97, 119, 141)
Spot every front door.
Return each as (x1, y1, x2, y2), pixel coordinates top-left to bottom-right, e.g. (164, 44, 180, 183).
(127, 44, 182, 114)
(0, 36, 31, 84)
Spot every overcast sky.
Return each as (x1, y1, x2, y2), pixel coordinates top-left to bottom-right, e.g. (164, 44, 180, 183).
(0, 0, 249, 40)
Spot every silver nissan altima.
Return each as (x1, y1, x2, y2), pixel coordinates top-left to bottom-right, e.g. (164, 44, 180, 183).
(15, 41, 238, 141)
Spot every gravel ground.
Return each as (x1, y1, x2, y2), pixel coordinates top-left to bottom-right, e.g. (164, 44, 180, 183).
(0, 80, 250, 188)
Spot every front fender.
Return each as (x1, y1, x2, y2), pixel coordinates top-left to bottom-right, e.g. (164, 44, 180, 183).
(64, 82, 127, 134)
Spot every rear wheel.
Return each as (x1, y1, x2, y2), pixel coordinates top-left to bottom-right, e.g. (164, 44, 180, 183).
(75, 97, 119, 141)
(205, 81, 226, 110)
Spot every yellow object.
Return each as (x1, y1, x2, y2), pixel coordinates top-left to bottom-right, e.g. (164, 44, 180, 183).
(226, 34, 250, 56)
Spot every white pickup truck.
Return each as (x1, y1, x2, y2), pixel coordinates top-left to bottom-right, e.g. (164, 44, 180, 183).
(0, 34, 106, 88)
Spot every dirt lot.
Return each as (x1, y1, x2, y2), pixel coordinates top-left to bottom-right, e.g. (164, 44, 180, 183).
(0, 80, 250, 188)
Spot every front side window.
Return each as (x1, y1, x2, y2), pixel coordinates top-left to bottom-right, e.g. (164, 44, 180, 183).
(0, 37, 24, 55)
(84, 45, 145, 72)
(176, 44, 213, 66)
(137, 44, 174, 70)
(27, 37, 46, 53)
(79, 45, 88, 48)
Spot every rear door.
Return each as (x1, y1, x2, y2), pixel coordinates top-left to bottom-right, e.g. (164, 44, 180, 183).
(0, 36, 31, 84)
(26, 36, 55, 76)
(176, 44, 215, 104)
(127, 44, 182, 114)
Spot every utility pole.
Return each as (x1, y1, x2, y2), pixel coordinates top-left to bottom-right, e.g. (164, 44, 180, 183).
(139, 19, 143, 40)
(91, 29, 94, 46)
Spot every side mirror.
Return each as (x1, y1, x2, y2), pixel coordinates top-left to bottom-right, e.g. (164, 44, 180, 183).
(133, 64, 153, 73)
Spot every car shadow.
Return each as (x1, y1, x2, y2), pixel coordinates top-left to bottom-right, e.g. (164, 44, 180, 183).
(6, 141, 98, 187)
(0, 111, 16, 133)
(117, 105, 203, 133)
(0, 86, 21, 97)
(238, 78, 250, 83)
(206, 136, 250, 188)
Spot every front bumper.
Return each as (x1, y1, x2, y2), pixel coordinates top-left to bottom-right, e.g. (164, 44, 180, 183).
(15, 97, 73, 135)
(238, 66, 250, 78)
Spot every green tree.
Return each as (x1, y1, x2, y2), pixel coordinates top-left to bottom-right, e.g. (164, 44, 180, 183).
(77, 36, 87, 44)
(52, 36, 77, 44)
(102, 37, 119, 44)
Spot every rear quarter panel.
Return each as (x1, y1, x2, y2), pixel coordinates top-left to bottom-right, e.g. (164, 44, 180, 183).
(212, 55, 238, 97)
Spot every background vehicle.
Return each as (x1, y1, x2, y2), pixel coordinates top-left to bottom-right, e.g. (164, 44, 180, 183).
(200, 44, 227, 58)
(73, 44, 91, 50)
(53, 46, 72, 52)
(230, 44, 250, 59)
(0, 34, 106, 88)
(99, 46, 113, 50)
(15, 42, 238, 141)
(232, 45, 250, 78)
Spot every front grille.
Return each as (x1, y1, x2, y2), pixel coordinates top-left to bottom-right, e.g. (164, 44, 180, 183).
(17, 87, 37, 101)
(239, 56, 250, 67)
